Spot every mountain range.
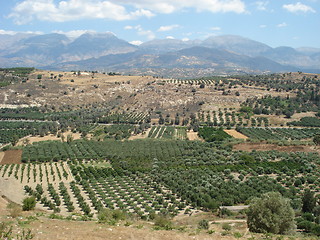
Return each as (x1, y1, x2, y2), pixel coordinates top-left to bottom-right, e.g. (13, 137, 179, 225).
(0, 32, 319, 77)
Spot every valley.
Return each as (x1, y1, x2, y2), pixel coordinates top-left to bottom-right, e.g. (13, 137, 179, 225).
(0, 68, 320, 239)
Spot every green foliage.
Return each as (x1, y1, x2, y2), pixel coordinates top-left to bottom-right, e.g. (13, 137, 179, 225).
(0, 222, 34, 240)
(0, 67, 35, 76)
(239, 154, 255, 164)
(222, 223, 232, 231)
(22, 197, 36, 211)
(98, 112, 147, 124)
(153, 215, 173, 230)
(98, 124, 135, 140)
(246, 192, 295, 235)
(289, 117, 320, 127)
(98, 208, 126, 223)
(198, 127, 231, 142)
(302, 189, 316, 213)
(198, 219, 209, 230)
(239, 106, 253, 113)
(238, 127, 320, 141)
(313, 134, 320, 145)
(0, 121, 58, 144)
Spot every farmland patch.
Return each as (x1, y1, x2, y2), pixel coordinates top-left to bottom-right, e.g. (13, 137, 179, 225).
(1, 149, 22, 164)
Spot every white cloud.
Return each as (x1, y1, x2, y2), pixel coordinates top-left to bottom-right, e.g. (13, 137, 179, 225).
(166, 36, 175, 39)
(210, 26, 221, 31)
(277, 22, 287, 28)
(0, 29, 43, 35)
(130, 40, 143, 45)
(182, 38, 190, 42)
(0, 30, 17, 35)
(283, 2, 316, 13)
(124, 25, 155, 40)
(9, 0, 154, 24)
(157, 24, 180, 32)
(259, 24, 267, 28)
(138, 29, 155, 40)
(255, 1, 268, 11)
(126, 0, 246, 14)
(9, 0, 246, 24)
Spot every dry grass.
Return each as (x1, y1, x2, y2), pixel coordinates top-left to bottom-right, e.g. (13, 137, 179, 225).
(224, 129, 248, 139)
(187, 130, 203, 141)
(6, 202, 22, 218)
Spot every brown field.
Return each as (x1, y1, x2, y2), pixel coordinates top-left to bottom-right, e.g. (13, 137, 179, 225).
(224, 129, 248, 139)
(0, 149, 22, 164)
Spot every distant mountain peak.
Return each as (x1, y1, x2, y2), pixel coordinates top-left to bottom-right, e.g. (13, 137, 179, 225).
(0, 33, 319, 74)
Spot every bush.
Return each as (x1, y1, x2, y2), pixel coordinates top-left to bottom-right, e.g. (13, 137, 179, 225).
(97, 208, 113, 223)
(154, 215, 173, 230)
(222, 223, 231, 231)
(198, 219, 209, 230)
(246, 192, 295, 234)
(98, 209, 126, 223)
(22, 197, 36, 211)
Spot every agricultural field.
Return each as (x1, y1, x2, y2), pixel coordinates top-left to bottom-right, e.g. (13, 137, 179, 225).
(238, 127, 320, 141)
(196, 110, 269, 127)
(148, 126, 187, 140)
(0, 121, 59, 145)
(0, 70, 320, 239)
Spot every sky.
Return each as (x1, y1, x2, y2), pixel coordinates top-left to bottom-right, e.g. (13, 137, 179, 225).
(0, 0, 319, 48)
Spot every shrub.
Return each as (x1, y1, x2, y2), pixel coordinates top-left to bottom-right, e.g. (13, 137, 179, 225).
(198, 219, 209, 230)
(246, 192, 295, 234)
(154, 215, 173, 230)
(222, 223, 232, 231)
(22, 197, 36, 211)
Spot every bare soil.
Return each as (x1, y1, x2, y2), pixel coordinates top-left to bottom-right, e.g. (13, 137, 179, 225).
(224, 129, 248, 139)
(17, 131, 82, 146)
(0, 149, 22, 164)
(234, 142, 318, 153)
(187, 130, 203, 141)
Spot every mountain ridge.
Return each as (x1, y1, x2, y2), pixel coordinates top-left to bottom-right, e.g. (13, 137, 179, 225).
(0, 33, 319, 76)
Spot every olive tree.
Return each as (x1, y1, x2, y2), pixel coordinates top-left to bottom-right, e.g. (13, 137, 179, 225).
(22, 197, 36, 211)
(246, 192, 296, 235)
(313, 134, 320, 146)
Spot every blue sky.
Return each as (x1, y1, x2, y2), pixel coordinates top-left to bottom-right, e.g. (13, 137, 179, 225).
(0, 0, 319, 48)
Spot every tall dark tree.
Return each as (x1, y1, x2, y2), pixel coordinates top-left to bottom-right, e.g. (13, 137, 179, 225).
(302, 189, 316, 213)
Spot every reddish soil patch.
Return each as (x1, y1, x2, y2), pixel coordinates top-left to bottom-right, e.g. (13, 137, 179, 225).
(1, 150, 22, 164)
(233, 143, 317, 153)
